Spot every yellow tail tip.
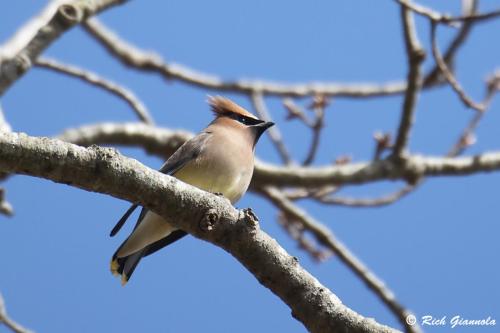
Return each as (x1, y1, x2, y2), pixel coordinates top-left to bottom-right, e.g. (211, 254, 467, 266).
(121, 275, 129, 286)
(110, 259, 120, 276)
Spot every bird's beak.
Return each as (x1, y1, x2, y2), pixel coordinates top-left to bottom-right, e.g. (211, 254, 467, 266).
(252, 121, 275, 145)
(255, 121, 275, 131)
(263, 121, 275, 129)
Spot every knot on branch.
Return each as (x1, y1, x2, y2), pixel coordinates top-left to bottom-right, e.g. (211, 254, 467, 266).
(199, 209, 219, 232)
(402, 156, 425, 185)
(412, 48, 426, 64)
(89, 145, 120, 174)
(240, 208, 259, 230)
(89, 144, 119, 160)
(56, 4, 83, 27)
(0, 54, 31, 81)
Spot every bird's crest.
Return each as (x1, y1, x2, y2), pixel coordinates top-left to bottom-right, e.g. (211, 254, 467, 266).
(208, 96, 258, 120)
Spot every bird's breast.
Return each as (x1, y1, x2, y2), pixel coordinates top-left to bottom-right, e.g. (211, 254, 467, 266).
(173, 143, 254, 203)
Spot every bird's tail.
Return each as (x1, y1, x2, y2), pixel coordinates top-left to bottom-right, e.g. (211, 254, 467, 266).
(111, 248, 146, 286)
(110, 230, 188, 285)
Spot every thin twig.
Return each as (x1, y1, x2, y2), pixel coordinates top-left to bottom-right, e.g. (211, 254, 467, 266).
(0, 293, 33, 333)
(394, 0, 458, 26)
(448, 71, 500, 156)
(303, 95, 327, 166)
(282, 97, 326, 165)
(392, 3, 425, 157)
(261, 186, 421, 333)
(430, 22, 485, 112)
(373, 131, 393, 160)
(395, 0, 500, 24)
(35, 57, 154, 124)
(277, 212, 331, 261)
(318, 185, 415, 207)
(284, 186, 341, 201)
(250, 92, 292, 164)
(423, 0, 478, 86)
(283, 98, 315, 126)
(84, 18, 425, 99)
(447, 8, 500, 23)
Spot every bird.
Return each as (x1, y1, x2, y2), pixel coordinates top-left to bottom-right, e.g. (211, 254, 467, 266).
(109, 96, 274, 285)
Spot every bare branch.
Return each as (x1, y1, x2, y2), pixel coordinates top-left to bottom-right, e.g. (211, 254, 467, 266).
(302, 95, 327, 166)
(83, 18, 418, 99)
(0, 103, 11, 133)
(250, 92, 292, 164)
(277, 212, 331, 261)
(261, 186, 420, 333)
(0, 104, 13, 216)
(392, 3, 425, 157)
(318, 185, 414, 207)
(283, 98, 315, 127)
(0, 187, 13, 216)
(448, 71, 500, 156)
(0, 293, 33, 333)
(448, 111, 481, 157)
(284, 186, 341, 201)
(394, 0, 458, 26)
(373, 131, 393, 161)
(396, 0, 500, 24)
(0, 0, 128, 96)
(35, 57, 154, 124)
(0, 131, 398, 333)
(255, 153, 500, 188)
(58, 122, 192, 159)
(430, 22, 485, 112)
(423, 0, 478, 86)
(57, 122, 500, 188)
(0, 0, 67, 60)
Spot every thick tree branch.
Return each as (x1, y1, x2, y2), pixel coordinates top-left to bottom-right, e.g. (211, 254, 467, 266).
(255, 153, 500, 187)
(58, 122, 192, 158)
(58, 123, 500, 188)
(0, 0, 128, 96)
(261, 186, 421, 333)
(0, 131, 398, 333)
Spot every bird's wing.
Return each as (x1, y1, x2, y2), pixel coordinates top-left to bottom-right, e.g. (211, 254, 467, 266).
(143, 230, 188, 257)
(109, 131, 211, 236)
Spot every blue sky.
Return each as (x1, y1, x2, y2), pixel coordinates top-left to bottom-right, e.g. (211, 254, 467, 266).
(1, 1, 499, 332)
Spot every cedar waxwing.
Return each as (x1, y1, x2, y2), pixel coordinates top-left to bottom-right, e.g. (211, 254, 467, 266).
(110, 96, 274, 285)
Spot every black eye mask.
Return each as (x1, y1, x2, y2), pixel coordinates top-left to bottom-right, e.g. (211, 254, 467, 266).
(229, 113, 264, 126)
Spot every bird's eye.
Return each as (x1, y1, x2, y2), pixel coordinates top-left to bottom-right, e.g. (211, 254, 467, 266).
(230, 113, 262, 125)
